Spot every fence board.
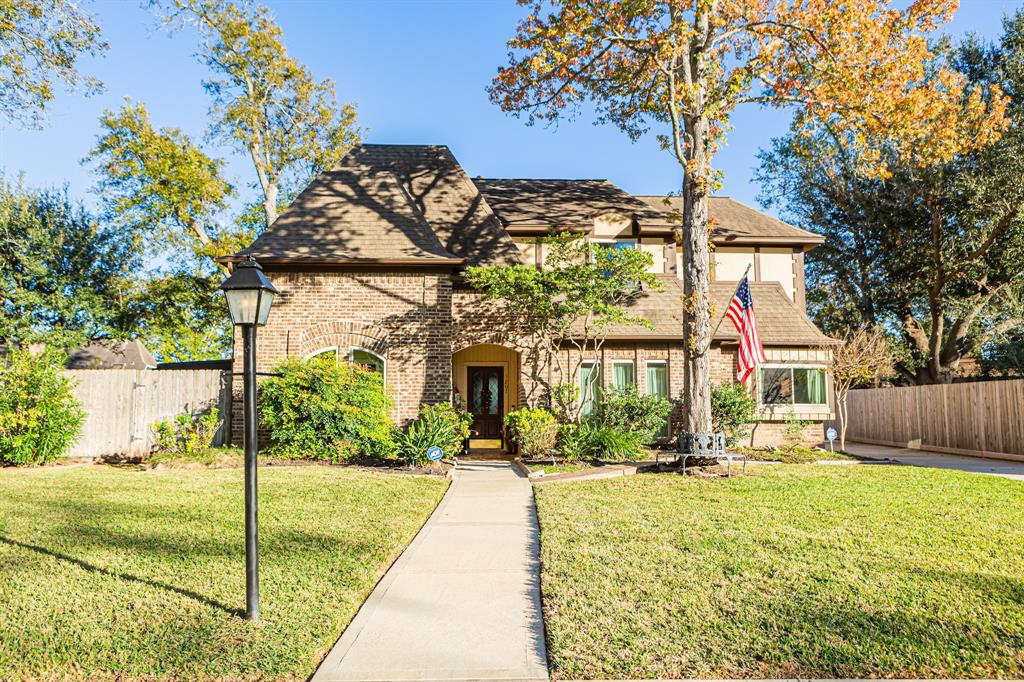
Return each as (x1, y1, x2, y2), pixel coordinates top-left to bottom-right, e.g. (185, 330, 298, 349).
(842, 379, 1024, 459)
(64, 369, 227, 459)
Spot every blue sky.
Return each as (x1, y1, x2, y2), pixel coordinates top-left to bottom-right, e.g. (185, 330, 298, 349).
(0, 0, 1019, 219)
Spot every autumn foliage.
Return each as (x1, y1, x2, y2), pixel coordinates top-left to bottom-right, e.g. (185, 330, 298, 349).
(490, 0, 1008, 431)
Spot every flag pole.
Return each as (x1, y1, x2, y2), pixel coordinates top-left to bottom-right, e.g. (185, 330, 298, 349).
(710, 263, 753, 339)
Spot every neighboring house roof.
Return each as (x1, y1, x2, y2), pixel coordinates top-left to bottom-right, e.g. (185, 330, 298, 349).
(474, 178, 674, 231)
(227, 144, 522, 268)
(592, 277, 835, 345)
(65, 340, 157, 369)
(635, 195, 824, 246)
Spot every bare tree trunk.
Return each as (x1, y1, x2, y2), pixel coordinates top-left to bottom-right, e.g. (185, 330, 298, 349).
(263, 180, 279, 227)
(682, 114, 713, 432)
(836, 384, 849, 452)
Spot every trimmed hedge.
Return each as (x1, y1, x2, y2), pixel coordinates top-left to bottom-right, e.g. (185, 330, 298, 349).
(259, 356, 394, 462)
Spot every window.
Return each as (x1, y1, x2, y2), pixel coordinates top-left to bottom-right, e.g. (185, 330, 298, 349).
(347, 347, 386, 380)
(590, 239, 638, 283)
(590, 238, 637, 251)
(579, 361, 602, 417)
(611, 360, 635, 391)
(307, 347, 339, 363)
(646, 361, 670, 438)
(760, 366, 826, 406)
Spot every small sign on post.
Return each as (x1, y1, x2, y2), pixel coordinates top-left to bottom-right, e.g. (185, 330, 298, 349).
(825, 427, 838, 453)
(426, 446, 444, 462)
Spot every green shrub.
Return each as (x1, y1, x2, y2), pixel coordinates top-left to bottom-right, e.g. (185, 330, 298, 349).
(711, 381, 757, 447)
(259, 356, 394, 462)
(150, 408, 221, 457)
(783, 409, 813, 445)
(556, 420, 644, 461)
(394, 402, 472, 466)
(505, 407, 558, 458)
(592, 385, 672, 444)
(0, 348, 84, 465)
(587, 424, 644, 459)
(556, 421, 597, 462)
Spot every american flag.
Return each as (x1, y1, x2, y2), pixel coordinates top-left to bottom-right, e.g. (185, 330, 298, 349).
(724, 277, 767, 382)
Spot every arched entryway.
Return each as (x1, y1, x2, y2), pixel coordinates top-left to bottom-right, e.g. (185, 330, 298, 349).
(452, 344, 520, 452)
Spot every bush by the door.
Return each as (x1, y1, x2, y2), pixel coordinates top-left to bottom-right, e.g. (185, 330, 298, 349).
(259, 356, 394, 462)
(590, 385, 672, 445)
(394, 402, 472, 466)
(0, 348, 84, 465)
(505, 407, 558, 458)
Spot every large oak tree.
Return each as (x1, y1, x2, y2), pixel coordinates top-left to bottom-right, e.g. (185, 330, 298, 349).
(489, 0, 1006, 430)
(758, 15, 1024, 384)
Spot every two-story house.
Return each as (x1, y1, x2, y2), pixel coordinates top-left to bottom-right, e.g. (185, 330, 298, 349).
(224, 144, 834, 450)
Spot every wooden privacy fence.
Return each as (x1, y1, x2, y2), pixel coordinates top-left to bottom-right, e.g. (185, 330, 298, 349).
(64, 369, 230, 459)
(842, 379, 1024, 460)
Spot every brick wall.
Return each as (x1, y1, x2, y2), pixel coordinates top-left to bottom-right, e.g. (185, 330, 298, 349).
(746, 421, 824, 448)
(230, 270, 453, 444)
(230, 272, 825, 449)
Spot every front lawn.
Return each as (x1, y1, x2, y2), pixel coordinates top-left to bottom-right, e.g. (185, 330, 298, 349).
(0, 465, 447, 681)
(535, 465, 1024, 679)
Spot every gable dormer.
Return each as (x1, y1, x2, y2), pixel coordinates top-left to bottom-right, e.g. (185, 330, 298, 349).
(634, 196, 824, 310)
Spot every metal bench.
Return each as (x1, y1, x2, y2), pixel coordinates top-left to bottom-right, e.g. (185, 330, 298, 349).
(678, 431, 746, 477)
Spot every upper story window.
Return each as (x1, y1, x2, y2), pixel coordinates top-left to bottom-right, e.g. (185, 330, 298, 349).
(590, 238, 638, 282)
(759, 366, 827, 406)
(590, 238, 636, 253)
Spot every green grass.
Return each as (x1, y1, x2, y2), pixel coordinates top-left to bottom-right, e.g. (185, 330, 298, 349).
(535, 465, 1024, 679)
(0, 465, 447, 681)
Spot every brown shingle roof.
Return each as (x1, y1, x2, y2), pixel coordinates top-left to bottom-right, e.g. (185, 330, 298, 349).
(65, 340, 157, 369)
(635, 196, 824, 245)
(590, 276, 834, 345)
(228, 145, 523, 267)
(475, 178, 674, 230)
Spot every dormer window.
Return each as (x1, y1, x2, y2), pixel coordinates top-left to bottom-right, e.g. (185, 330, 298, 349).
(589, 238, 637, 253)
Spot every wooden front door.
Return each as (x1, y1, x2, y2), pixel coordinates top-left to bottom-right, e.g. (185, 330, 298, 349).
(467, 366, 504, 440)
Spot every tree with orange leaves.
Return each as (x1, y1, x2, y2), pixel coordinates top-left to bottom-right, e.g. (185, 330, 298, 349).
(489, 0, 1008, 432)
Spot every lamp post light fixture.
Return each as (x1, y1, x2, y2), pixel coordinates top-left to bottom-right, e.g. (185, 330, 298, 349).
(219, 255, 279, 622)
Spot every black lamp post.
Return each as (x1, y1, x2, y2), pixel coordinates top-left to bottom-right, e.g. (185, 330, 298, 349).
(219, 256, 279, 622)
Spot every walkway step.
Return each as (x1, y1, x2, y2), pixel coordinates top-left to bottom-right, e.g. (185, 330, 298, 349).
(311, 461, 549, 682)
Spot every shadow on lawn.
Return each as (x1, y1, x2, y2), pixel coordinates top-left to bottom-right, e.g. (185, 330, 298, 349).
(0, 535, 244, 617)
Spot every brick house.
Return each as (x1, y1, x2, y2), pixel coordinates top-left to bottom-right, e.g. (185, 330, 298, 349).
(224, 144, 835, 450)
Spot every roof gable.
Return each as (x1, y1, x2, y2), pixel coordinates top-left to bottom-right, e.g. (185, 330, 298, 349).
(591, 277, 834, 345)
(636, 195, 824, 245)
(475, 178, 672, 230)
(232, 144, 522, 267)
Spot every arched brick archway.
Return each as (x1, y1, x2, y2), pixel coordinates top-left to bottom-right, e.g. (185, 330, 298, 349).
(298, 320, 390, 359)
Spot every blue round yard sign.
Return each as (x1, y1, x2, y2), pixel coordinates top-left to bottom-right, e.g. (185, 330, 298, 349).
(825, 427, 838, 441)
(426, 446, 443, 462)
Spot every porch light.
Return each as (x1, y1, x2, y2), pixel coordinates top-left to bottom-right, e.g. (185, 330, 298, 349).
(220, 256, 279, 326)
(219, 255, 278, 623)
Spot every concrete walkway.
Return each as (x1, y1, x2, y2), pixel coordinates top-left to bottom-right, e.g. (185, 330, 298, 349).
(841, 441, 1024, 481)
(311, 461, 549, 682)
